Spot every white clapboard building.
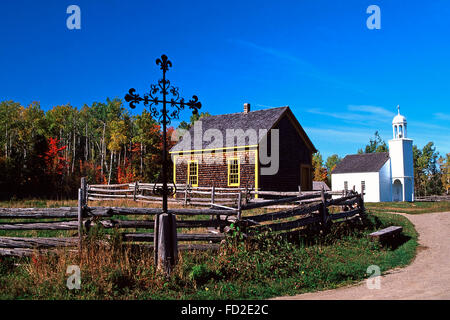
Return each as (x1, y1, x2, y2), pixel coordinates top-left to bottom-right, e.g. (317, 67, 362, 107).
(331, 107, 414, 202)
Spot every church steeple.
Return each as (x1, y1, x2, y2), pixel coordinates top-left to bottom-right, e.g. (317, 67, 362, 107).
(392, 105, 407, 139)
(389, 105, 414, 202)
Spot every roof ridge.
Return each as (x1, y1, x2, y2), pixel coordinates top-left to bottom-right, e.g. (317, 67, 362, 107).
(170, 105, 311, 152)
(332, 152, 390, 174)
(346, 152, 389, 156)
(204, 106, 289, 118)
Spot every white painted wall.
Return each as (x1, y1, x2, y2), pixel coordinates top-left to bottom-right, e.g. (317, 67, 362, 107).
(379, 159, 392, 202)
(389, 139, 412, 179)
(389, 138, 414, 202)
(402, 140, 414, 178)
(332, 172, 380, 202)
(404, 177, 414, 202)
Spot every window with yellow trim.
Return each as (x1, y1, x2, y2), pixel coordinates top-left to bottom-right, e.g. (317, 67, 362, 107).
(188, 161, 198, 186)
(228, 158, 240, 186)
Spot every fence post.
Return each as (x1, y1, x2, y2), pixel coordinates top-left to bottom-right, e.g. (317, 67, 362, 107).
(358, 192, 367, 221)
(244, 185, 248, 205)
(133, 181, 139, 201)
(77, 188, 83, 253)
(210, 184, 216, 225)
(78, 178, 87, 252)
(237, 192, 242, 220)
(360, 181, 365, 202)
(320, 187, 330, 233)
(184, 185, 188, 206)
(81, 177, 87, 205)
(298, 185, 302, 197)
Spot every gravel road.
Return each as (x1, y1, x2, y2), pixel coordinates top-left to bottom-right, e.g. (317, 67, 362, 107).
(274, 212, 450, 300)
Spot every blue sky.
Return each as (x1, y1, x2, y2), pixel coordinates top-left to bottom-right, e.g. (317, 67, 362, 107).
(1, 0, 449, 160)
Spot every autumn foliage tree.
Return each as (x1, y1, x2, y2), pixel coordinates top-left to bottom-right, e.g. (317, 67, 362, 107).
(325, 154, 342, 186)
(439, 153, 450, 195)
(312, 152, 328, 185)
(413, 142, 444, 196)
(42, 137, 68, 176)
(0, 98, 186, 199)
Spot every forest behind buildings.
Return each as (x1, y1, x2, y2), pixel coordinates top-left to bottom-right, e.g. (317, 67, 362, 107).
(0, 99, 448, 200)
(0, 98, 180, 199)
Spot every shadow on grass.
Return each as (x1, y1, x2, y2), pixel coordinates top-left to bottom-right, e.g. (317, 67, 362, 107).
(379, 234, 412, 250)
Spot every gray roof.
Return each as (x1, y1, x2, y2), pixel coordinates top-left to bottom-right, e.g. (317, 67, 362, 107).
(313, 181, 330, 191)
(332, 152, 390, 174)
(171, 106, 315, 152)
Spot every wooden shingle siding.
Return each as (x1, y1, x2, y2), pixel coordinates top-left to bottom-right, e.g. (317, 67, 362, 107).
(174, 149, 256, 189)
(170, 106, 316, 192)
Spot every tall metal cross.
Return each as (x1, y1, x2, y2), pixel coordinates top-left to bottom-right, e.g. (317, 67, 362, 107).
(124, 54, 201, 212)
(124, 54, 201, 271)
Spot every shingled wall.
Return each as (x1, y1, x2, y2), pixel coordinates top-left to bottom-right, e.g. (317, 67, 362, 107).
(173, 148, 257, 189)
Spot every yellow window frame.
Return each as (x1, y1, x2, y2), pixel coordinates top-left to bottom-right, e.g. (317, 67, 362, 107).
(187, 160, 198, 187)
(227, 158, 240, 187)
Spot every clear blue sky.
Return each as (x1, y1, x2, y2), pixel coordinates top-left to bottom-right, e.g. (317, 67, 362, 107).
(1, 0, 449, 160)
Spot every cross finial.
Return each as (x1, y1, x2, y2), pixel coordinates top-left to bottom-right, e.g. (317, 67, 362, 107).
(397, 105, 400, 114)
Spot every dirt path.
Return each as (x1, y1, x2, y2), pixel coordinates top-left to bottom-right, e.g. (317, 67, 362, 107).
(274, 211, 450, 300)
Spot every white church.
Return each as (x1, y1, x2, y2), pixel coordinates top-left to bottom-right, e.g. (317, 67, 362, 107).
(331, 107, 414, 202)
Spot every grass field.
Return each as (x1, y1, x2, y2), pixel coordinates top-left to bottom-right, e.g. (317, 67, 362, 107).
(366, 201, 450, 214)
(0, 198, 420, 299)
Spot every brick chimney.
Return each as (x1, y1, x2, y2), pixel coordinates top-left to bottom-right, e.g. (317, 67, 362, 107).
(244, 103, 251, 114)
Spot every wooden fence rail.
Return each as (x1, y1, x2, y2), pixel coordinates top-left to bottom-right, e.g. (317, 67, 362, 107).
(415, 195, 450, 202)
(0, 207, 79, 219)
(0, 179, 363, 257)
(238, 190, 363, 236)
(84, 182, 348, 207)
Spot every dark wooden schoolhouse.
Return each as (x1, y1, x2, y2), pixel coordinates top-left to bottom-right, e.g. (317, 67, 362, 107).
(170, 103, 316, 192)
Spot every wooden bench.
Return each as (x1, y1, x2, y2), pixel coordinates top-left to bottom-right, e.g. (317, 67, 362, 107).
(369, 226, 403, 242)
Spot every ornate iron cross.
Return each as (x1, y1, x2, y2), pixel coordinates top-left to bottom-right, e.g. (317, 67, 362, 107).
(124, 54, 201, 213)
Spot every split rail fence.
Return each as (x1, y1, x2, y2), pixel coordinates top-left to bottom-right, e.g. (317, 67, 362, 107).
(414, 195, 450, 202)
(86, 182, 242, 206)
(0, 179, 365, 257)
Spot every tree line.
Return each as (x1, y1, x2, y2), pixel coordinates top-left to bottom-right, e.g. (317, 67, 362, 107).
(313, 131, 449, 196)
(0, 99, 181, 200)
(1, 100, 447, 200)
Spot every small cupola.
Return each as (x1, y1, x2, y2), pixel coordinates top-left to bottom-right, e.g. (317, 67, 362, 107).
(392, 105, 407, 139)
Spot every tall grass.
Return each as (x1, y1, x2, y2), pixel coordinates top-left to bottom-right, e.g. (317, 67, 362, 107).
(0, 210, 418, 300)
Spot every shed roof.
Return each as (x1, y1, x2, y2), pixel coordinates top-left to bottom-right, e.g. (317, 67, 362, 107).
(332, 152, 390, 174)
(170, 106, 316, 152)
(313, 181, 331, 191)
